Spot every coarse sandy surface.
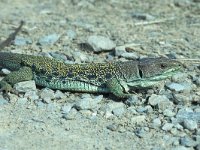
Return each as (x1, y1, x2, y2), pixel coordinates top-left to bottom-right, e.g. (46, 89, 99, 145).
(0, 0, 200, 150)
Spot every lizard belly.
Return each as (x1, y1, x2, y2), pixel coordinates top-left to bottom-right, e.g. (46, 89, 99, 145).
(33, 75, 109, 93)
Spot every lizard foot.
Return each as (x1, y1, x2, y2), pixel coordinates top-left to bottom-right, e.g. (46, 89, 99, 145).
(0, 81, 19, 99)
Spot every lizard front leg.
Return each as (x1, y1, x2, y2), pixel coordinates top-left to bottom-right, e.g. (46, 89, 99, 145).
(106, 78, 132, 98)
(0, 67, 33, 93)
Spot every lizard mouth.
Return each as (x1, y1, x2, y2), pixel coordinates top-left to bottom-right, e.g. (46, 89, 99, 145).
(149, 67, 182, 81)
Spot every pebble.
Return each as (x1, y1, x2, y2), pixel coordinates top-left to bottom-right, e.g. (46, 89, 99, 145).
(40, 88, 55, 102)
(62, 108, 77, 120)
(14, 80, 36, 93)
(152, 118, 162, 128)
(114, 46, 127, 56)
(0, 97, 8, 105)
(72, 51, 88, 62)
(112, 107, 125, 117)
(126, 95, 140, 106)
(163, 109, 176, 117)
(24, 91, 39, 101)
(148, 94, 168, 106)
(131, 115, 146, 124)
(87, 35, 116, 52)
(158, 99, 173, 111)
(120, 52, 138, 59)
(74, 95, 103, 110)
(61, 104, 73, 114)
(107, 124, 118, 131)
(176, 109, 200, 122)
(131, 12, 155, 20)
(162, 123, 173, 131)
(148, 94, 173, 111)
(172, 93, 192, 104)
(16, 98, 28, 105)
(183, 119, 198, 130)
(166, 82, 191, 92)
(171, 73, 188, 82)
(54, 90, 66, 99)
(135, 128, 147, 138)
(180, 136, 197, 147)
(66, 29, 76, 40)
(14, 36, 32, 46)
(38, 33, 60, 45)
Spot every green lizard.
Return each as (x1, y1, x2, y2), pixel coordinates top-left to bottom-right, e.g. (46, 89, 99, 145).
(0, 52, 183, 98)
(0, 22, 183, 98)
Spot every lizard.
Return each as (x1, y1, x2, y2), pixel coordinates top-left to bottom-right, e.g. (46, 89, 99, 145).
(0, 52, 183, 98)
(0, 21, 183, 98)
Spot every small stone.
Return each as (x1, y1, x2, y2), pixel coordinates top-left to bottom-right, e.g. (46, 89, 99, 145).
(136, 106, 147, 113)
(47, 102, 60, 112)
(121, 52, 138, 59)
(61, 104, 73, 114)
(112, 107, 125, 117)
(163, 109, 176, 117)
(74, 95, 103, 110)
(135, 128, 147, 138)
(114, 46, 126, 56)
(148, 94, 173, 111)
(16, 98, 28, 105)
(35, 100, 46, 109)
(126, 95, 139, 106)
(14, 80, 36, 93)
(158, 100, 173, 111)
(171, 73, 188, 82)
(152, 118, 162, 128)
(148, 94, 168, 106)
(107, 124, 118, 131)
(38, 34, 60, 45)
(87, 35, 116, 52)
(14, 36, 32, 46)
(62, 108, 77, 120)
(24, 91, 39, 101)
(183, 119, 197, 130)
(166, 82, 191, 92)
(40, 88, 55, 101)
(176, 109, 200, 122)
(72, 51, 88, 62)
(131, 115, 146, 124)
(180, 137, 197, 147)
(131, 12, 155, 20)
(1, 68, 11, 74)
(162, 123, 173, 131)
(67, 29, 76, 40)
(0, 97, 8, 105)
(173, 94, 192, 104)
(54, 90, 65, 99)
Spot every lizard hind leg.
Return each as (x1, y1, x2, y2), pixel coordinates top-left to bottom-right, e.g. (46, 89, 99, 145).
(0, 67, 33, 95)
(106, 78, 132, 98)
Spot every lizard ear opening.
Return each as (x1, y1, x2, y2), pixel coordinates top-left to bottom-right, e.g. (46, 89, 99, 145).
(139, 69, 143, 78)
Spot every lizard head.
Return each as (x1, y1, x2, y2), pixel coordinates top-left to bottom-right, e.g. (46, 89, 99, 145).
(138, 57, 183, 81)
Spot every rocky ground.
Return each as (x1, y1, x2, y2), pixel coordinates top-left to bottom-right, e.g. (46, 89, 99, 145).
(0, 0, 200, 150)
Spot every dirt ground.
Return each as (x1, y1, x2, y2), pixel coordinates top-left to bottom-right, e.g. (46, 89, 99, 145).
(0, 0, 200, 150)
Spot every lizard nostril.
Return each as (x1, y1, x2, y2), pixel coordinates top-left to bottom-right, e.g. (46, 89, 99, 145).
(139, 69, 143, 78)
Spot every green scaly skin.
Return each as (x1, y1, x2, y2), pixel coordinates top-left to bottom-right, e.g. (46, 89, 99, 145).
(0, 52, 183, 98)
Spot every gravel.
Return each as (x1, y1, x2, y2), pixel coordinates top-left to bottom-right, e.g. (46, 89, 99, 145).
(14, 80, 37, 93)
(0, 0, 199, 149)
(38, 34, 60, 45)
(86, 35, 116, 52)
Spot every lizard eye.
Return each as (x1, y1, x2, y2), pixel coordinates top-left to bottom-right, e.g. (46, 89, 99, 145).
(160, 63, 167, 69)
